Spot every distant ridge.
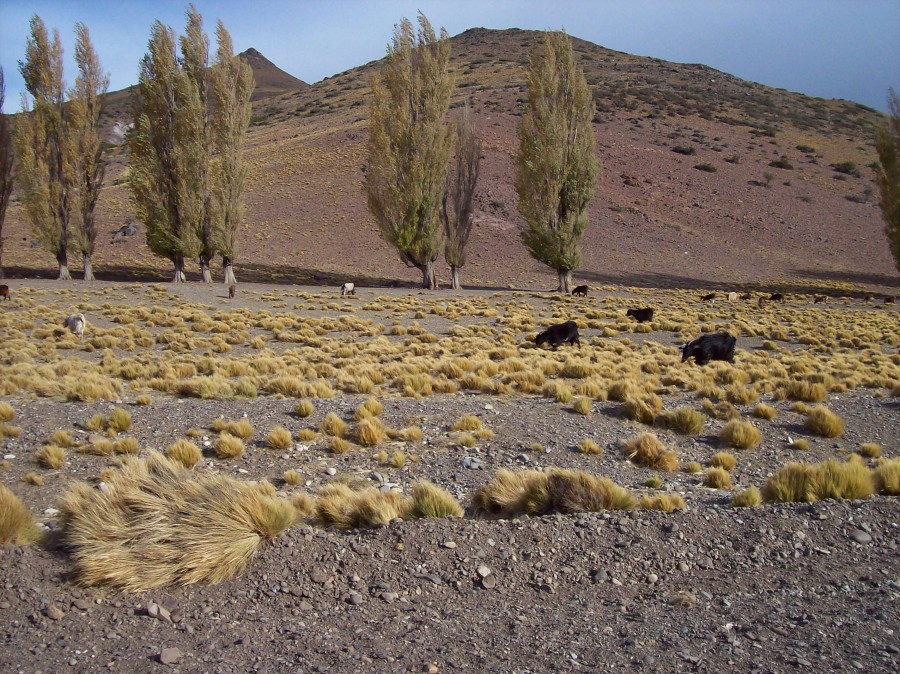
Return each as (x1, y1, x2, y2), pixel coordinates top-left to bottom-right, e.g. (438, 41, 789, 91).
(239, 48, 308, 100)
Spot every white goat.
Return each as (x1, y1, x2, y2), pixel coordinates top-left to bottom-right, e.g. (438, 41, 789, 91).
(340, 282, 355, 296)
(63, 313, 86, 340)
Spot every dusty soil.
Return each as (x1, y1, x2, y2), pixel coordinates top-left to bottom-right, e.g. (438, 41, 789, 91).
(0, 280, 898, 673)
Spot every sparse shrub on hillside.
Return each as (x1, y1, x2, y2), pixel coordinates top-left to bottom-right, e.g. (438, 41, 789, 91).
(624, 433, 678, 471)
(769, 155, 793, 170)
(703, 467, 733, 489)
(720, 419, 762, 449)
(214, 432, 245, 459)
(107, 408, 132, 433)
(0, 403, 15, 422)
(731, 486, 762, 507)
(573, 397, 592, 415)
(283, 469, 302, 486)
(753, 403, 777, 420)
(330, 437, 351, 454)
(622, 396, 662, 425)
(266, 426, 293, 450)
(832, 161, 860, 177)
(165, 439, 202, 468)
(874, 458, 900, 495)
(640, 493, 684, 512)
(578, 439, 602, 455)
(408, 481, 463, 518)
(0, 484, 41, 546)
(660, 407, 705, 435)
(452, 414, 482, 431)
(710, 452, 737, 471)
(356, 417, 386, 446)
(805, 406, 844, 438)
(35, 445, 66, 469)
(295, 400, 315, 418)
(672, 145, 696, 155)
(684, 461, 702, 474)
(320, 413, 347, 438)
(857, 442, 882, 458)
(643, 474, 663, 489)
(762, 459, 874, 503)
(694, 162, 717, 173)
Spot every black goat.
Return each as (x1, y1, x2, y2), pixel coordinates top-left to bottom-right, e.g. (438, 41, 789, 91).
(681, 332, 736, 365)
(535, 320, 580, 348)
(626, 308, 654, 323)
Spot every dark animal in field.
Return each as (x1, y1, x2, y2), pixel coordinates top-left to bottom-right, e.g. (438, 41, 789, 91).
(626, 308, 654, 323)
(681, 332, 736, 365)
(769, 293, 785, 302)
(0, 285, 9, 301)
(885, 296, 896, 304)
(758, 297, 767, 308)
(740, 293, 752, 300)
(535, 320, 580, 348)
(700, 293, 716, 302)
(814, 296, 826, 304)
(571, 285, 588, 297)
(341, 282, 355, 296)
(228, 284, 237, 299)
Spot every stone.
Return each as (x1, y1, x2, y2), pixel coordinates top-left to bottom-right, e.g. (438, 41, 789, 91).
(44, 605, 64, 620)
(849, 530, 872, 544)
(476, 565, 492, 578)
(158, 647, 182, 665)
(481, 574, 496, 589)
(442, 541, 457, 549)
(347, 593, 364, 606)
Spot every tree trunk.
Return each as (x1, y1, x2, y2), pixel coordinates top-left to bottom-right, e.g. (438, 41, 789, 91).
(173, 254, 187, 283)
(421, 259, 438, 289)
(450, 265, 461, 290)
(57, 249, 71, 280)
(557, 270, 572, 294)
(82, 254, 94, 281)
(200, 254, 213, 283)
(223, 257, 237, 285)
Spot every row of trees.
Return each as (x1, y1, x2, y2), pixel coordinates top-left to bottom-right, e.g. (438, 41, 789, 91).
(365, 14, 599, 292)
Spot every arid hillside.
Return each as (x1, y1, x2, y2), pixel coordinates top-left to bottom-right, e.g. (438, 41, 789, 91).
(2, 28, 895, 293)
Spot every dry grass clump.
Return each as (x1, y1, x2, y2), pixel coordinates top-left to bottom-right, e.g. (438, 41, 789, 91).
(134, 394, 152, 406)
(643, 474, 663, 489)
(703, 467, 733, 489)
(390, 450, 406, 468)
(874, 458, 900, 495)
(719, 419, 762, 449)
(51, 429, 75, 447)
(398, 426, 424, 442)
(640, 493, 685, 512)
(789, 438, 810, 450)
(805, 406, 845, 438)
(452, 414, 483, 432)
(457, 433, 477, 448)
(857, 442, 882, 459)
(726, 384, 759, 405)
(23, 471, 44, 486)
(330, 437, 352, 454)
(731, 486, 762, 508)
(578, 439, 602, 455)
(660, 407, 705, 435)
(710, 452, 737, 471)
(295, 400, 315, 418)
(753, 403, 777, 420)
(355, 397, 383, 420)
(0, 422, 22, 438)
(472, 469, 634, 518)
(356, 417, 386, 446)
(621, 396, 663, 425)
(407, 481, 464, 519)
(777, 381, 827, 403)
(107, 408, 132, 433)
(624, 433, 679, 471)
(573, 397, 592, 416)
(315, 483, 408, 529)
(266, 426, 293, 450)
(211, 417, 254, 440)
(35, 444, 66, 469)
(214, 432, 245, 459)
(296, 428, 318, 442)
(684, 461, 702, 474)
(0, 402, 14, 422)
(283, 469, 302, 486)
(113, 437, 141, 455)
(85, 413, 105, 432)
(59, 452, 294, 590)
(0, 484, 41, 546)
(320, 412, 347, 437)
(160, 439, 200, 468)
(762, 459, 874, 503)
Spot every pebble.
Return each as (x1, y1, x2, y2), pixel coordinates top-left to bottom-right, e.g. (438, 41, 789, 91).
(480, 574, 496, 589)
(3, 454, 14, 460)
(72, 599, 90, 611)
(476, 565, 492, 578)
(325, 467, 337, 476)
(442, 541, 457, 549)
(43, 508, 60, 517)
(347, 593, 364, 606)
(158, 647, 182, 665)
(647, 573, 658, 584)
(849, 530, 872, 544)
(44, 605, 64, 621)
(423, 664, 439, 674)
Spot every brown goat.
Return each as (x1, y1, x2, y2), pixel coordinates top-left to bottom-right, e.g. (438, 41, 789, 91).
(0, 285, 9, 301)
(228, 284, 237, 299)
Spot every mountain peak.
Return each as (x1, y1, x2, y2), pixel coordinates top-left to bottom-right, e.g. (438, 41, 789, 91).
(238, 48, 308, 100)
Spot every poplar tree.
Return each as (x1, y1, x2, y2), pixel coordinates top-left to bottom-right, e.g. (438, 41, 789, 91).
(441, 101, 481, 290)
(875, 89, 900, 271)
(365, 13, 454, 289)
(514, 31, 599, 294)
(0, 68, 14, 278)
(210, 20, 253, 286)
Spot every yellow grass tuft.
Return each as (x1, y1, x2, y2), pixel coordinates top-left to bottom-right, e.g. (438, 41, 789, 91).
(719, 419, 762, 449)
(874, 458, 900, 495)
(35, 444, 66, 469)
(777, 381, 827, 403)
(407, 481, 464, 518)
(290, 492, 316, 520)
(296, 428, 318, 442)
(295, 400, 315, 418)
(640, 493, 685, 512)
(660, 407, 705, 435)
(457, 433, 477, 448)
(703, 467, 733, 489)
(355, 397, 383, 420)
(59, 452, 295, 590)
(266, 426, 293, 450)
(621, 396, 663, 425)
(805, 406, 844, 438)
(0, 422, 21, 438)
(643, 474, 663, 489)
(789, 438, 809, 450)
(399, 426, 424, 442)
(165, 439, 202, 468)
(573, 397, 592, 416)
(762, 459, 874, 503)
(684, 461, 702, 474)
(452, 414, 483, 431)
(23, 471, 44, 486)
(107, 408, 132, 433)
(330, 437, 352, 454)
(857, 443, 882, 459)
(214, 432, 245, 459)
(752, 403, 777, 420)
(390, 450, 406, 468)
(84, 413, 105, 432)
(51, 429, 75, 447)
(710, 452, 737, 471)
(578, 438, 602, 455)
(283, 469, 302, 486)
(320, 412, 347, 437)
(624, 433, 679, 471)
(731, 486, 762, 507)
(356, 417, 386, 446)
(0, 402, 14, 422)
(134, 394, 152, 406)
(0, 484, 41, 545)
(315, 483, 408, 529)
(211, 418, 254, 440)
(113, 437, 141, 455)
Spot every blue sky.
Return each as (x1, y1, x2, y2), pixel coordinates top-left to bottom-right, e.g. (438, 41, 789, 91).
(1, 0, 898, 113)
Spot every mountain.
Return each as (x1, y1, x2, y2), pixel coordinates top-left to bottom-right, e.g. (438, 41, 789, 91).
(3, 29, 894, 292)
(238, 48, 309, 101)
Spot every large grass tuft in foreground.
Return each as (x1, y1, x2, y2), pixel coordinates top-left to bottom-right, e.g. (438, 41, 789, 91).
(0, 484, 42, 546)
(59, 452, 295, 591)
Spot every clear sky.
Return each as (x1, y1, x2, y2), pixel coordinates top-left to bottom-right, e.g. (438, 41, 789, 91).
(1, 0, 898, 113)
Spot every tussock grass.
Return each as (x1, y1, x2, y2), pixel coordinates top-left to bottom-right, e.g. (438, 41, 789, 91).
(640, 493, 685, 512)
(710, 452, 737, 471)
(35, 444, 66, 469)
(315, 483, 408, 529)
(621, 396, 662, 425)
(762, 459, 874, 502)
(113, 437, 141, 455)
(789, 438, 810, 450)
(726, 384, 759, 405)
(452, 414, 483, 432)
(330, 437, 351, 454)
(214, 432, 245, 459)
(0, 402, 15, 422)
(296, 428, 318, 442)
(624, 433, 679, 471)
(290, 492, 316, 520)
(720, 419, 762, 449)
(874, 458, 900, 495)
(283, 469, 302, 486)
(266, 426, 293, 450)
(51, 429, 75, 447)
(356, 417, 386, 446)
(805, 406, 845, 438)
(294, 400, 315, 418)
(85, 413, 105, 432)
(0, 484, 41, 545)
(390, 450, 406, 468)
(211, 418, 254, 440)
(23, 471, 44, 485)
(731, 486, 762, 507)
(578, 439, 602, 455)
(703, 467, 733, 489)
(857, 443, 882, 458)
(107, 408, 132, 433)
(134, 394, 152, 406)
(573, 397, 592, 415)
(0, 423, 22, 438)
(457, 433, 477, 448)
(472, 469, 634, 518)
(643, 474, 663, 489)
(684, 461, 702, 474)
(407, 481, 464, 518)
(355, 397, 383, 420)
(59, 452, 294, 590)
(752, 403, 777, 420)
(399, 426, 424, 442)
(777, 381, 827, 403)
(660, 407, 705, 435)
(320, 412, 347, 437)
(165, 440, 202, 468)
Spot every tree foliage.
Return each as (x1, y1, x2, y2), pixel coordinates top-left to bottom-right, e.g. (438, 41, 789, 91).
(0, 68, 15, 278)
(441, 101, 481, 290)
(514, 31, 599, 293)
(875, 89, 900, 271)
(365, 12, 454, 289)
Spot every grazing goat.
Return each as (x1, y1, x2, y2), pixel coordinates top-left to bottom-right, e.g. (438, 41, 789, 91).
(769, 292, 785, 302)
(571, 285, 588, 297)
(758, 297, 767, 308)
(0, 285, 9, 301)
(228, 284, 237, 299)
(814, 296, 826, 304)
(341, 282, 355, 296)
(681, 332, 736, 365)
(625, 308, 654, 323)
(740, 293, 752, 300)
(63, 313, 86, 340)
(700, 293, 716, 302)
(535, 320, 580, 348)
(727, 292, 739, 302)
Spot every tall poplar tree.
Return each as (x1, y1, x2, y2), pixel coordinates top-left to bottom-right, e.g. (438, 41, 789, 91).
(875, 89, 900, 271)
(365, 12, 454, 289)
(514, 31, 599, 294)
(0, 68, 14, 278)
